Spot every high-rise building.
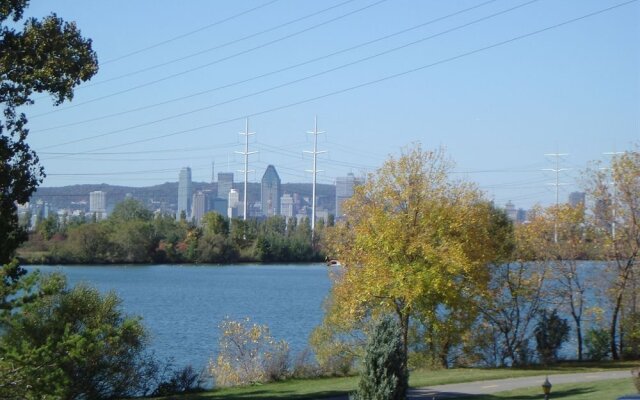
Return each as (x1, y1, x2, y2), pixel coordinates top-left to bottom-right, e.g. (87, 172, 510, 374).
(177, 167, 192, 220)
(335, 173, 361, 219)
(505, 200, 517, 222)
(228, 188, 239, 218)
(568, 191, 586, 207)
(261, 165, 281, 217)
(191, 191, 206, 224)
(217, 172, 234, 202)
(280, 193, 294, 218)
(89, 191, 107, 219)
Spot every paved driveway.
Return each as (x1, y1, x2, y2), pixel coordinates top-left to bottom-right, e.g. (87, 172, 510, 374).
(409, 370, 631, 399)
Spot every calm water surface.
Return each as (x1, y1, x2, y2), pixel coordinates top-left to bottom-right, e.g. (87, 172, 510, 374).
(29, 264, 332, 371)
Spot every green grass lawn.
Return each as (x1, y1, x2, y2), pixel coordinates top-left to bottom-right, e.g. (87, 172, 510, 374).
(464, 377, 637, 399)
(158, 361, 639, 399)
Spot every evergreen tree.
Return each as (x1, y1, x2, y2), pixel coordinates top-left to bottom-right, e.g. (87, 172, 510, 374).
(352, 316, 408, 400)
(534, 309, 570, 365)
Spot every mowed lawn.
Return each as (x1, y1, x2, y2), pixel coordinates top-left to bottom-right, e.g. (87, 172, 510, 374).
(463, 378, 637, 399)
(157, 361, 639, 399)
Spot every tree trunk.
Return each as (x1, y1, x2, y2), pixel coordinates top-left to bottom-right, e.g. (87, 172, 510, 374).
(611, 292, 623, 360)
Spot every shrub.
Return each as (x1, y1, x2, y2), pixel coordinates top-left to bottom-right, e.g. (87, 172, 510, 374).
(534, 310, 569, 365)
(153, 365, 205, 396)
(352, 316, 408, 400)
(584, 328, 610, 361)
(209, 317, 289, 387)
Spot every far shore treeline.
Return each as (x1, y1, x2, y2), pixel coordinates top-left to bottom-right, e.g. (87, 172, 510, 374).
(18, 199, 326, 264)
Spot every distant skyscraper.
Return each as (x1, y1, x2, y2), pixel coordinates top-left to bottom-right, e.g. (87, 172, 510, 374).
(228, 188, 239, 218)
(217, 172, 233, 202)
(261, 165, 281, 217)
(568, 191, 586, 207)
(191, 191, 206, 224)
(335, 173, 360, 219)
(280, 193, 294, 218)
(505, 200, 517, 222)
(177, 167, 192, 220)
(89, 191, 107, 219)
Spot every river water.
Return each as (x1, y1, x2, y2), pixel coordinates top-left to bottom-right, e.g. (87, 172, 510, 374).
(28, 264, 332, 371)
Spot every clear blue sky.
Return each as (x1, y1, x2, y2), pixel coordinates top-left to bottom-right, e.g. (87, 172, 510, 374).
(21, 0, 639, 209)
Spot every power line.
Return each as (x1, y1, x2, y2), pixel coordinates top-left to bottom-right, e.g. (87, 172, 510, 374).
(102, 1, 282, 65)
(39, 0, 541, 150)
(32, 0, 500, 134)
(31, 0, 386, 119)
(90, 0, 358, 84)
(49, 0, 637, 155)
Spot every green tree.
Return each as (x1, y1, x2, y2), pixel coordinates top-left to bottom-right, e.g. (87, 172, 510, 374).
(0, 0, 97, 267)
(202, 211, 229, 236)
(109, 198, 153, 222)
(1, 274, 154, 399)
(352, 316, 408, 400)
(36, 214, 59, 241)
(322, 145, 512, 366)
(534, 309, 570, 365)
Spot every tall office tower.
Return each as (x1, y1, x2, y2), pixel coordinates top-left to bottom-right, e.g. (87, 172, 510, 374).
(280, 193, 294, 218)
(335, 173, 360, 219)
(228, 188, 239, 218)
(191, 191, 206, 225)
(568, 191, 586, 207)
(89, 191, 107, 219)
(177, 167, 192, 220)
(504, 200, 517, 222)
(261, 165, 281, 217)
(217, 172, 234, 202)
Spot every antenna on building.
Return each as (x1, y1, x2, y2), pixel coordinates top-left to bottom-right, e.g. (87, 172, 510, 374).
(236, 118, 257, 220)
(542, 152, 569, 243)
(304, 116, 326, 240)
(602, 151, 624, 239)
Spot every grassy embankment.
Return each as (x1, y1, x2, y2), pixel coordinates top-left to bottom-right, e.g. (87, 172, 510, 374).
(158, 361, 639, 399)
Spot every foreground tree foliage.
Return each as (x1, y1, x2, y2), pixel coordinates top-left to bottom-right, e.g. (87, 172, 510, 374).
(588, 150, 640, 360)
(1, 274, 155, 399)
(320, 145, 513, 369)
(0, 0, 97, 265)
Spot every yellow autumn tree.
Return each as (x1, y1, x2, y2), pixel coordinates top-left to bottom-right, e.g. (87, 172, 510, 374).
(321, 145, 512, 365)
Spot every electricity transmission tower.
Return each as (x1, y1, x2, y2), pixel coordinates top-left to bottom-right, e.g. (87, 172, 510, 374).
(304, 116, 326, 240)
(543, 152, 569, 243)
(236, 118, 257, 220)
(602, 151, 624, 239)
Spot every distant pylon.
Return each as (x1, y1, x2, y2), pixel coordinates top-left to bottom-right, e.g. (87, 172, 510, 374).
(603, 151, 624, 239)
(543, 152, 569, 243)
(304, 116, 326, 240)
(236, 118, 257, 220)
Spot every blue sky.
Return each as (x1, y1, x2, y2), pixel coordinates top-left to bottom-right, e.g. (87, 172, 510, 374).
(21, 0, 639, 209)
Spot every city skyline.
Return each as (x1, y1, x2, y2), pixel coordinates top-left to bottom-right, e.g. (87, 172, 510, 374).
(19, 0, 639, 209)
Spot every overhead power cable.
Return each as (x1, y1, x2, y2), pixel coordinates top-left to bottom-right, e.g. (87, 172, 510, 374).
(52, 0, 637, 155)
(101, 0, 281, 65)
(31, 0, 386, 118)
(40, 0, 539, 150)
(91, 0, 358, 83)
(34, 0, 500, 134)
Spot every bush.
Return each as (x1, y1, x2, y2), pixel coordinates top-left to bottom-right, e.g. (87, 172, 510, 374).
(153, 365, 205, 396)
(585, 328, 610, 361)
(290, 347, 321, 379)
(209, 317, 290, 387)
(534, 310, 569, 365)
(352, 316, 408, 400)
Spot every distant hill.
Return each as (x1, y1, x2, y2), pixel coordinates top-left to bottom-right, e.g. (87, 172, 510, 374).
(32, 182, 336, 214)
